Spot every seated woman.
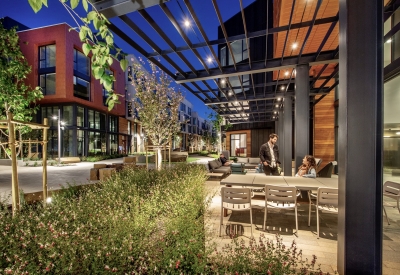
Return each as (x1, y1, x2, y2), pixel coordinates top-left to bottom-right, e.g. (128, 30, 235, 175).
(295, 155, 317, 178)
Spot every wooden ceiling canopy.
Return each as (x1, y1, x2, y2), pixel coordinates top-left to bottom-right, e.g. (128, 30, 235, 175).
(98, 0, 343, 123)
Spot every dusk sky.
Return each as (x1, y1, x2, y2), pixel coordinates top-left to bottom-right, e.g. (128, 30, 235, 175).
(1, 0, 256, 119)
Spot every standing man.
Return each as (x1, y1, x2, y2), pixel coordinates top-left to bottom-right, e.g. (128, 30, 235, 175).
(259, 133, 280, 176)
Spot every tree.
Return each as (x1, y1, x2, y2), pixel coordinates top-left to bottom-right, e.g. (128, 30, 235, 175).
(131, 58, 183, 170)
(0, 23, 43, 158)
(28, 0, 126, 110)
(208, 112, 232, 153)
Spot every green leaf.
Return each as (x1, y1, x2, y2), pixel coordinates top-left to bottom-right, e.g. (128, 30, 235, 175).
(82, 0, 88, 12)
(87, 11, 97, 21)
(93, 17, 101, 30)
(106, 36, 113, 45)
(79, 30, 86, 41)
(42, 0, 48, 7)
(108, 100, 115, 111)
(70, 0, 79, 9)
(28, 0, 43, 13)
(82, 43, 91, 56)
(120, 59, 128, 72)
(107, 57, 113, 66)
(103, 78, 112, 91)
(94, 67, 104, 80)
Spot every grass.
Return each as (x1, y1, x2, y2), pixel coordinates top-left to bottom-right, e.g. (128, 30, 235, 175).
(187, 157, 200, 163)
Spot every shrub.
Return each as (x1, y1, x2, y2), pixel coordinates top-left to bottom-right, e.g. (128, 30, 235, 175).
(0, 164, 210, 274)
(81, 153, 128, 162)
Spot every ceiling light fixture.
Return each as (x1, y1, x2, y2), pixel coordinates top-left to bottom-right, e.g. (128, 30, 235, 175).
(386, 38, 392, 43)
(284, 71, 289, 76)
(292, 43, 298, 49)
(207, 57, 212, 63)
(280, 86, 285, 91)
(275, 104, 279, 107)
(277, 97, 281, 101)
(184, 20, 190, 27)
(396, 132, 400, 135)
(221, 79, 226, 84)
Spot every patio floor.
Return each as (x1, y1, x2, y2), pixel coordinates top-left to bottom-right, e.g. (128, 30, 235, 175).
(205, 174, 400, 275)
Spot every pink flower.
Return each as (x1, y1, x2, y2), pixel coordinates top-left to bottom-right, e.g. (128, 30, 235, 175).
(175, 260, 180, 269)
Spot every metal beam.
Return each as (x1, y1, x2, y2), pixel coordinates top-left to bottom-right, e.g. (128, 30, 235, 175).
(175, 51, 338, 83)
(93, 0, 170, 18)
(146, 16, 339, 58)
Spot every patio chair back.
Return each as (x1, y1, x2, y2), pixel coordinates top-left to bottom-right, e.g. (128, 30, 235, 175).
(317, 187, 339, 207)
(220, 187, 253, 238)
(383, 181, 400, 225)
(265, 185, 298, 204)
(314, 187, 338, 238)
(264, 185, 298, 234)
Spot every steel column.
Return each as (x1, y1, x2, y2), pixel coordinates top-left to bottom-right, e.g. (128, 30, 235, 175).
(283, 96, 292, 176)
(294, 64, 310, 169)
(277, 110, 284, 171)
(338, 0, 383, 274)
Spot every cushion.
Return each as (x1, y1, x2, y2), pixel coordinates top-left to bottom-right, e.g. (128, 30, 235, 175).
(216, 158, 223, 167)
(249, 157, 261, 164)
(231, 163, 244, 168)
(237, 157, 248, 163)
(209, 160, 220, 170)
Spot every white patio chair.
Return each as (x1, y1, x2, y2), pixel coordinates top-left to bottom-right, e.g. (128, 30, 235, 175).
(220, 187, 253, 238)
(264, 185, 298, 235)
(383, 181, 400, 225)
(308, 187, 338, 238)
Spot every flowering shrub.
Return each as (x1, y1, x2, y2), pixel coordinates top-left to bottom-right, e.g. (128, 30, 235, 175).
(209, 234, 327, 275)
(0, 164, 325, 274)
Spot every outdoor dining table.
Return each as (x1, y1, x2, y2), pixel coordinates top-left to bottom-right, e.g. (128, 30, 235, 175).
(220, 173, 338, 217)
(220, 173, 338, 190)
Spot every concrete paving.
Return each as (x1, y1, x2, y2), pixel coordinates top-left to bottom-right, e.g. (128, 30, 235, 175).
(0, 158, 399, 274)
(0, 156, 214, 201)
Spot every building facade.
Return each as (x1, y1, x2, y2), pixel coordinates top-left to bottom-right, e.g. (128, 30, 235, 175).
(16, 22, 131, 158)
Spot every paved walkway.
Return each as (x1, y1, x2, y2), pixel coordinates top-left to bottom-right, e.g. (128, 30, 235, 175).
(0, 156, 214, 199)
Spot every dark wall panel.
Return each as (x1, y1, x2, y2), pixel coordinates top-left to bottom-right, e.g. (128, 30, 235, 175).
(251, 128, 274, 157)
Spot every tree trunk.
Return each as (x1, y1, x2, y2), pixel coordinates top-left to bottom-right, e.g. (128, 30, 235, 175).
(156, 147, 162, 171)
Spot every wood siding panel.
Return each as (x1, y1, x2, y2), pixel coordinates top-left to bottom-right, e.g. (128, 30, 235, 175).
(314, 90, 335, 170)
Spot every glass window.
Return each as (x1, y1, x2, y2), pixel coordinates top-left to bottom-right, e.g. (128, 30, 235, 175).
(73, 76, 90, 101)
(74, 49, 90, 75)
(99, 112, 106, 130)
(221, 46, 226, 66)
(41, 106, 58, 127)
(88, 132, 106, 155)
(228, 39, 249, 65)
(230, 133, 247, 157)
(109, 116, 118, 132)
(77, 106, 84, 127)
(180, 103, 186, 112)
(109, 134, 118, 154)
(63, 129, 74, 157)
(39, 73, 56, 95)
(188, 107, 192, 116)
(39, 45, 56, 68)
(77, 130, 85, 156)
(63, 105, 73, 126)
(88, 109, 95, 128)
(384, 74, 400, 172)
